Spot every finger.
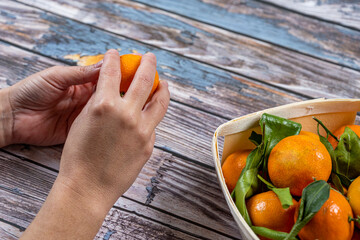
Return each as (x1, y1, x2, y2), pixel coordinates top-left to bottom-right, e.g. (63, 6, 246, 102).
(39, 62, 103, 90)
(125, 52, 157, 109)
(142, 80, 170, 129)
(96, 49, 121, 97)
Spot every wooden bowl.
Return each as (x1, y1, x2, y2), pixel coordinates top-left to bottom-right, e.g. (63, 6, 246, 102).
(212, 98, 360, 240)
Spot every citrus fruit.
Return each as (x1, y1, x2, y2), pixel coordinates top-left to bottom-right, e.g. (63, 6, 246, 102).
(222, 150, 251, 193)
(77, 53, 159, 101)
(348, 176, 360, 229)
(299, 131, 319, 141)
(328, 125, 360, 149)
(246, 191, 297, 240)
(268, 135, 332, 196)
(120, 54, 159, 98)
(295, 189, 354, 240)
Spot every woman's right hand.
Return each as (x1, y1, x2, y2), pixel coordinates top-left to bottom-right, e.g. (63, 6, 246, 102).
(21, 49, 170, 240)
(58, 49, 170, 208)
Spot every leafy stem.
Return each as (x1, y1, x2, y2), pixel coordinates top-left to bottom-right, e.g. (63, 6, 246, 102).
(313, 117, 338, 142)
(349, 216, 360, 224)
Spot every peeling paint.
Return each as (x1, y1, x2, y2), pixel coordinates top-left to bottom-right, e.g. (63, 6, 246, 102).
(145, 177, 160, 205)
(103, 230, 115, 240)
(35, 12, 238, 92)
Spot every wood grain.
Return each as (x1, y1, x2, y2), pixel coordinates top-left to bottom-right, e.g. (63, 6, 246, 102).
(0, 4, 306, 119)
(0, 42, 230, 168)
(0, 190, 217, 240)
(129, 0, 360, 70)
(0, 148, 241, 239)
(12, 0, 360, 100)
(0, 221, 22, 240)
(262, 0, 360, 30)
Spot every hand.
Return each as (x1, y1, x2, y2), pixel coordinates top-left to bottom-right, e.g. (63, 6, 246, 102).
(21, 50, 170, 239)
(2, 62, 102, 147)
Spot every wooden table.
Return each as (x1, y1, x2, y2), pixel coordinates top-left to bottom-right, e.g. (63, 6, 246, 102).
(0, 1, 359, 239)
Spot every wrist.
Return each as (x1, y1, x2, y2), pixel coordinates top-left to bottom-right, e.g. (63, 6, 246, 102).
(0, 87, 14, 147)
(53, 175, 111, 219)
(22, 175, 110, 239)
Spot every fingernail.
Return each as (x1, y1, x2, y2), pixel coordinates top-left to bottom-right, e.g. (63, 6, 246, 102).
(161, 80, 168, 87)
(93, 60, 103, 68)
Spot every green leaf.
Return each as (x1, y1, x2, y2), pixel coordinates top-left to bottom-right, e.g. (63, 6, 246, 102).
(234, 168, 260, 224)
(336, 172, 353, 188)
(257, 175, 293, 209)
(315, 118, 345, 193)
(251, 226, 295, 240)
(285, 180, 330, 240)
(313, 117, 339, 141)
(232, 114, 302, 226)
(249, 131, 262, 146)
(260, 113, 302, 157)
(334, 127, 360, 179)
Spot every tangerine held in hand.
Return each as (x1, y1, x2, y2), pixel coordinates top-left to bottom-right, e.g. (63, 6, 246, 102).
(295, 189, 354, 240)
(120, 54, 159, 99)
(77, 53, 159, 101)
(268, 135, 332, 196)
(328, 125, 360, 149)
(246, 191, 297, 240)
(222, 150, 251, 193)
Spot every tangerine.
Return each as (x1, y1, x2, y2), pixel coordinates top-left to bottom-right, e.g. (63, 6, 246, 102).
(328, 125, 360, 149)
(77, 53, 159, 101)
(120, 54, 159, 98)
(295, 189, 354, 240)
(268, 135, 332, 196)
(348, 176, 360, 229)
(247, 191, 297, 240)
(299, 131, 319, 141)
(221, 150, 251, 193)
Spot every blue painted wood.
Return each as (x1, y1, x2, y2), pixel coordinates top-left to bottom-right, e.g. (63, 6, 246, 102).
(132, 0, 360, 70)
(262, 0, 360, 30)
(15, 0, 360, 102)
(0, 2, 303, 120)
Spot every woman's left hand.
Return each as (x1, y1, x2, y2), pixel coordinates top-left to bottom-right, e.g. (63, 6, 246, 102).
(0, 62, 102, 147)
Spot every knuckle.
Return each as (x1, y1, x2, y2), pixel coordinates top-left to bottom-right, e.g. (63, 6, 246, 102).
(101, 67, 119, 78)
(91, 99, 117, 116)
(121, 111, 138, 129)
(138, 129, 149, 142)
(156, 96, 169, 112)
(143, 143, 154, 158)
(138, 74, 153, 86)
(76, 65, 89, 75)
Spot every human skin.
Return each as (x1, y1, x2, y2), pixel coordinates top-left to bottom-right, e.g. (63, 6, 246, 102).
(0, 49, 170, 239)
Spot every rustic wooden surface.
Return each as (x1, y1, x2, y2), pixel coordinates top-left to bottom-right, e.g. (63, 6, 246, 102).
(0, 0, 359, 239)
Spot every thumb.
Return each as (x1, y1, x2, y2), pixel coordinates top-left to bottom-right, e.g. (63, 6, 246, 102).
(39, 61, 102, 90)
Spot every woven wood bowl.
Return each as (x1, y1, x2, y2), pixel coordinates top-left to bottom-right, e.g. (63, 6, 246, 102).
(212, 98, 360, 240)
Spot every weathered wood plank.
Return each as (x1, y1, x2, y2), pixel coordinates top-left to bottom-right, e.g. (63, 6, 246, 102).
(0, 20, 306, 169)
(12, 0, 360, 100)
(0, 147, 241, 238)
(262, 0, 360, 30)
(0, 221, 23, 240)
(0, 1, 304, 120)
(0, 42, 226, 168)
(128, 0, 360, 70)
(0, 190, 210, 240)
